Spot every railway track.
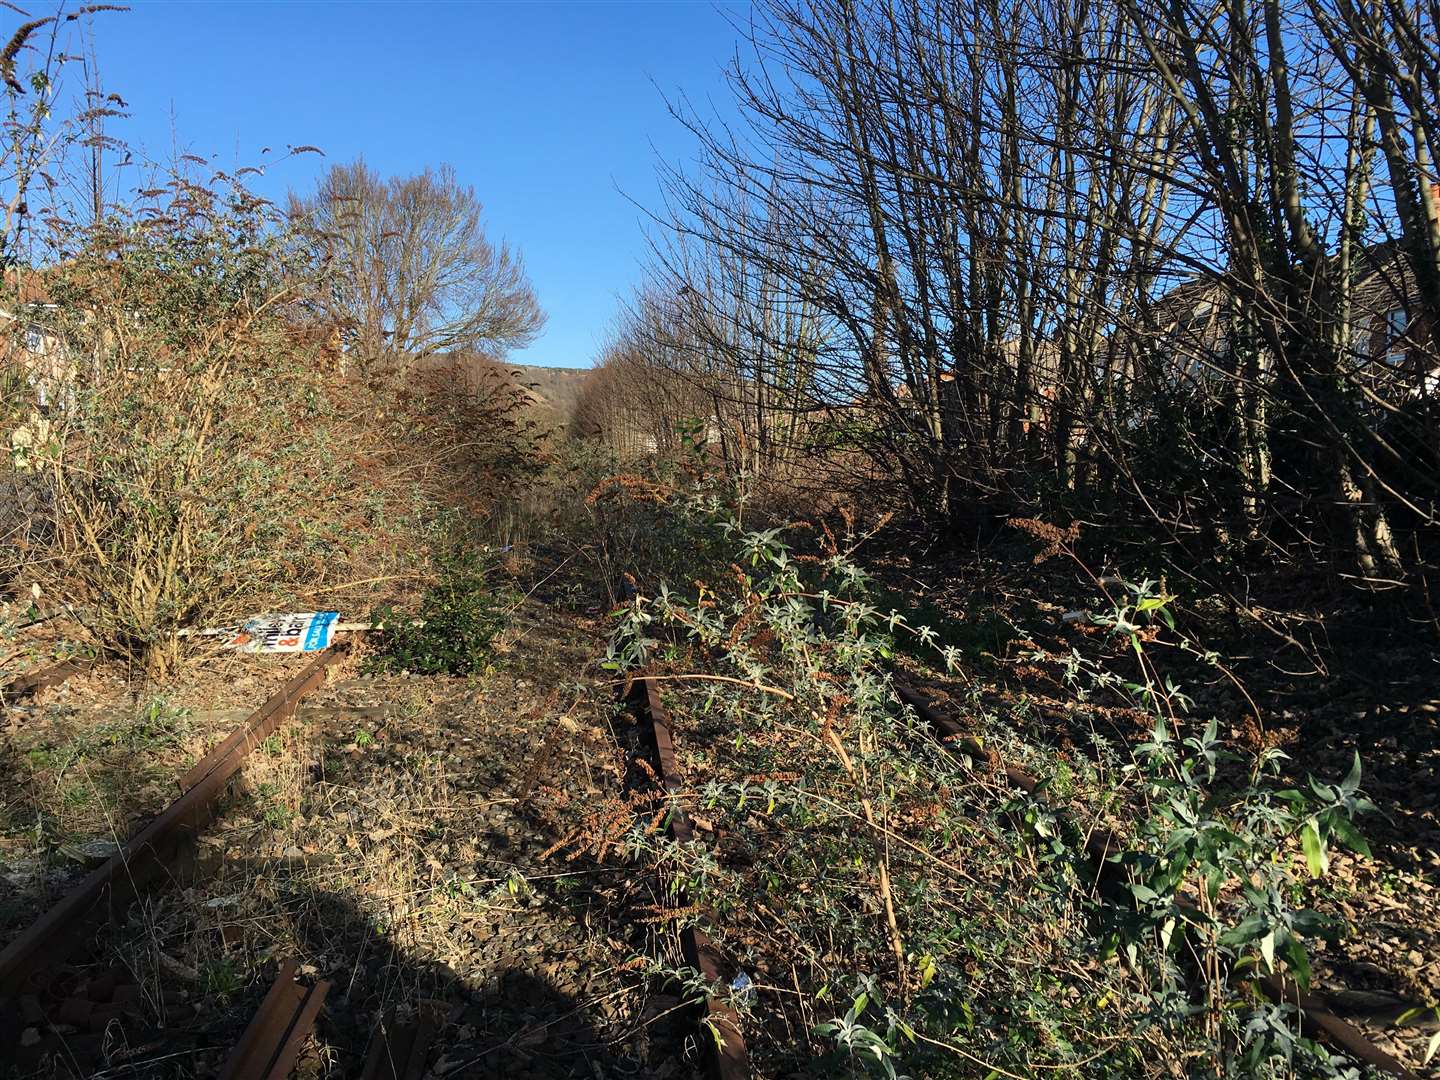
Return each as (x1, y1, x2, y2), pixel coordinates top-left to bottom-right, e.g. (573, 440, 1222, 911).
(0, 645, 351, 1078)
(1, 622, 704, 1080)
(5, 620, 1419, 1078)
(631, 677, 747, 1080)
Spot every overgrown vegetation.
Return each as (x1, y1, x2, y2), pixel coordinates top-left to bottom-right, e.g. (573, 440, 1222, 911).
(0, 4, 1434, 1078)
(595, 495, 1377, 1077)
(0, 14, 549, 677)
(4, 177, 351, 676)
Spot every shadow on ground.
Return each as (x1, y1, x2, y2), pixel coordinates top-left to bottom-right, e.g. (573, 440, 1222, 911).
(280, 886, 658, 1080)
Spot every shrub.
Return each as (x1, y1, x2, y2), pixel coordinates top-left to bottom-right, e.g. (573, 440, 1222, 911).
(368, 550, 511, 675)
(1047, 572, 1373, 1075)
(603, 502, 1129, 1076)
(599, 498, 1374, 1077)
(2, 175, 351, 676)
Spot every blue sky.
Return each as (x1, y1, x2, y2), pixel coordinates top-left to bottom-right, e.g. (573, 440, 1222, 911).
(79, 1, 749, 368)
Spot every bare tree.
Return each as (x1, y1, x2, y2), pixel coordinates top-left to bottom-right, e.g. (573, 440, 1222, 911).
(641, 0, 1188, 532)
(593, 0, 1437, 594)
(573, 298, 715, 459)
(291, 159, 545, 363)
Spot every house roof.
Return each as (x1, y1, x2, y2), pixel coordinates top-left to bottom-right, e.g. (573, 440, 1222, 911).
(0, 267, 55, 307)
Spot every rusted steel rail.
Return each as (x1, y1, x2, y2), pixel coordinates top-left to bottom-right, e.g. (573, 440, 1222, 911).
(637, 676, 749, 1080)
(359, 1012, 437, 1080)
(0, 656, 91, 702)
(218, 958, 331, 1080)
(893, 679, 1419, 1080)
(178, 642, 349, 791)
(0, 641, 351, 994)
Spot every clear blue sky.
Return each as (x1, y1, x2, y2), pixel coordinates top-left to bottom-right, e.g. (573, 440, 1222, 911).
(80, 1, 748, 368)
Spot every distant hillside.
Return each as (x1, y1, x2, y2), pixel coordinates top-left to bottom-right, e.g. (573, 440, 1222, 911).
(410, 353, 591, 429)
(502, 363, 591, 427)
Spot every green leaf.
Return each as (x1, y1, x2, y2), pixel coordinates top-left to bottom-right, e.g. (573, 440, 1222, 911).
(1341, 752, 1363, 796)
(1205, 866, 1225, 902)
(1281, 936, 1311, 991)
(1301, 820, 1327, 878)
(1218, 913, 1266, 948)
(1329, 815, 1371, 858)
(1289, 909, 1333, 937)
(702, 1016, 727, 1051)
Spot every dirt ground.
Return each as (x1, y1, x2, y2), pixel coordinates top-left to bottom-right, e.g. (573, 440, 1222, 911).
(0, 604, 700, 1079)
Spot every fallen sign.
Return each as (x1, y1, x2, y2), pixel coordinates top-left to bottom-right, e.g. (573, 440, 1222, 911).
(184, 612, 370, 653)
(179, 611, 386, 655)
(222, 611, 339, 653)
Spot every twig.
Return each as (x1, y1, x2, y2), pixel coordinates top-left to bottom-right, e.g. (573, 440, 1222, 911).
(611, 673, 795, 701)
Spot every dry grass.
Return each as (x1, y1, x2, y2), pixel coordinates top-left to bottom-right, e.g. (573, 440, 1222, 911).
(3, 608, 697, 1078)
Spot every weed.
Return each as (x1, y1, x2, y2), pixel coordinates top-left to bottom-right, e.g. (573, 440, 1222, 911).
(202, 957, 244, 1002)
(263, 804, 293, 830)
(1018, 525, 1374, 1075)
(125, 697, 191, 749)
(602, 499, 1374, 1077)
(603, 501, 1111, 1073)
(18, 698, 190, 801)
(442, 875, 478, 902)
(870, 586, 1020, 668)
(253, 782, 294, 831)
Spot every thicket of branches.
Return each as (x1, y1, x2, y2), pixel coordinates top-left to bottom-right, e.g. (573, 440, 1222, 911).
(0, 12, 545, 674)
(585, 0, 1440, 604)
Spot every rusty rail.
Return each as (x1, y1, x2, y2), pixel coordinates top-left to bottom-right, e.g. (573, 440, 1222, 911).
(0, 642, 351, 994)
(1, 656, 91, 702)
(218, 958, 331, 1080)
(359, 1012, 437, 1080)
(637, 676, 749, 1080)
(179, 642, 349, 791)
(893, 679, 1418, 1080)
